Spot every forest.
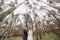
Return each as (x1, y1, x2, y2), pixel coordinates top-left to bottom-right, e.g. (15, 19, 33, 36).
(0, 0, 60, 40)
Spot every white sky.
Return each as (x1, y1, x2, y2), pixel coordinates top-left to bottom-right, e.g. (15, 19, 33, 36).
(4, 0, 26, 14)
(5, 0, 59, 25)
(5, 0, 48, 14)
(14, 0, 43, 24)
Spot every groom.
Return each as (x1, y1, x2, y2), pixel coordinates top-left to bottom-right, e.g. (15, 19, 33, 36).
(23, 27, 28, 40)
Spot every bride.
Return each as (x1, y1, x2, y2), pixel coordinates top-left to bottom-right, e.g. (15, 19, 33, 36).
(27, 27, 33, 40)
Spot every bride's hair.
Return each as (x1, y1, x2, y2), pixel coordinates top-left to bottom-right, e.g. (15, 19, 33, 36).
(28, 27, 32, 30)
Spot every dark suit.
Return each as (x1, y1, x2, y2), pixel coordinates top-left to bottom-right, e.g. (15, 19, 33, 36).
(23, 30, 28, 40)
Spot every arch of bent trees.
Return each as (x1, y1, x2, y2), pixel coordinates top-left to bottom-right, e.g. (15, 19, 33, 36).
(0, 0, 60, 40)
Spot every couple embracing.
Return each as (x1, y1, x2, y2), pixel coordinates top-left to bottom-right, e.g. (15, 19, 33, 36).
(23, 27, 33, 40)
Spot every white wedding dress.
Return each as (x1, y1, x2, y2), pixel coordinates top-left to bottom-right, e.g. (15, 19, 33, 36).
(27, 30, 33, 40)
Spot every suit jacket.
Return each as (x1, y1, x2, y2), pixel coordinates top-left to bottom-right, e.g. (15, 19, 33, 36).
(23, 30, 28, 40)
